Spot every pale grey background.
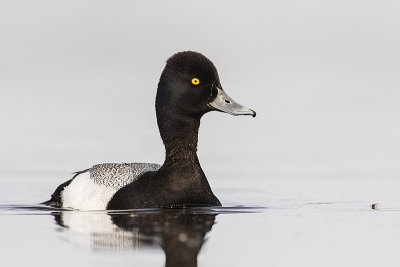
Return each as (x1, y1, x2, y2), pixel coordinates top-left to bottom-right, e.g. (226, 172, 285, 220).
(1, 0, 399, 181)
(1, 2, 400, 267)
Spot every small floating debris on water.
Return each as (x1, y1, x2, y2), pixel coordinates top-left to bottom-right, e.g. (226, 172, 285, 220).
(371, 203, 379, 210)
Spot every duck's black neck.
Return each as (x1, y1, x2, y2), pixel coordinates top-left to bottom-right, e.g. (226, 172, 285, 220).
(156, 109, 201, 167)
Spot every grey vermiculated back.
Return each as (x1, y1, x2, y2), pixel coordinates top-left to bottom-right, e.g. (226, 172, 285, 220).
(90, 163, 161, 189)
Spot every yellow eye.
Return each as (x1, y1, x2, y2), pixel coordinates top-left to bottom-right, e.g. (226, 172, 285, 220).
(191, 78, 200, 85)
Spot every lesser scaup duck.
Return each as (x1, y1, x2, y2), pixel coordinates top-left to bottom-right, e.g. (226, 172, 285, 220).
(44, 51, 256, 210)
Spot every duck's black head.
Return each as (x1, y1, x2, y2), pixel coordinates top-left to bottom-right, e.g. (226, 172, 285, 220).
(156, 51, 255, 156)
(156, 51, 256, 120)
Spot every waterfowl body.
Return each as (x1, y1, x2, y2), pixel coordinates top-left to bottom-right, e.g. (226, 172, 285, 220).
(44, 51, 256, 210)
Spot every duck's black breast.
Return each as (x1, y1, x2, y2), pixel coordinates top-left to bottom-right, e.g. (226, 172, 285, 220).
(107, 165, 221, 210)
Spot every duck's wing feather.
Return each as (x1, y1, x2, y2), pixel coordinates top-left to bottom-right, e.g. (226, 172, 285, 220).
(43, 163, 161, 208)
(90, 163, 161, 189)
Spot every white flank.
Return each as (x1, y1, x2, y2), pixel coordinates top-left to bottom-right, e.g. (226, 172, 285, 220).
(61, 172, 118, 210)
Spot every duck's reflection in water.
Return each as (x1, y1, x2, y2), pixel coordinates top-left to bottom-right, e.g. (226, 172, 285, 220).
(53, 209, 217, 267)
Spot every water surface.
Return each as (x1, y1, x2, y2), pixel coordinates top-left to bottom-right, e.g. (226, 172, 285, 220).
(1, 174, 400, 267)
